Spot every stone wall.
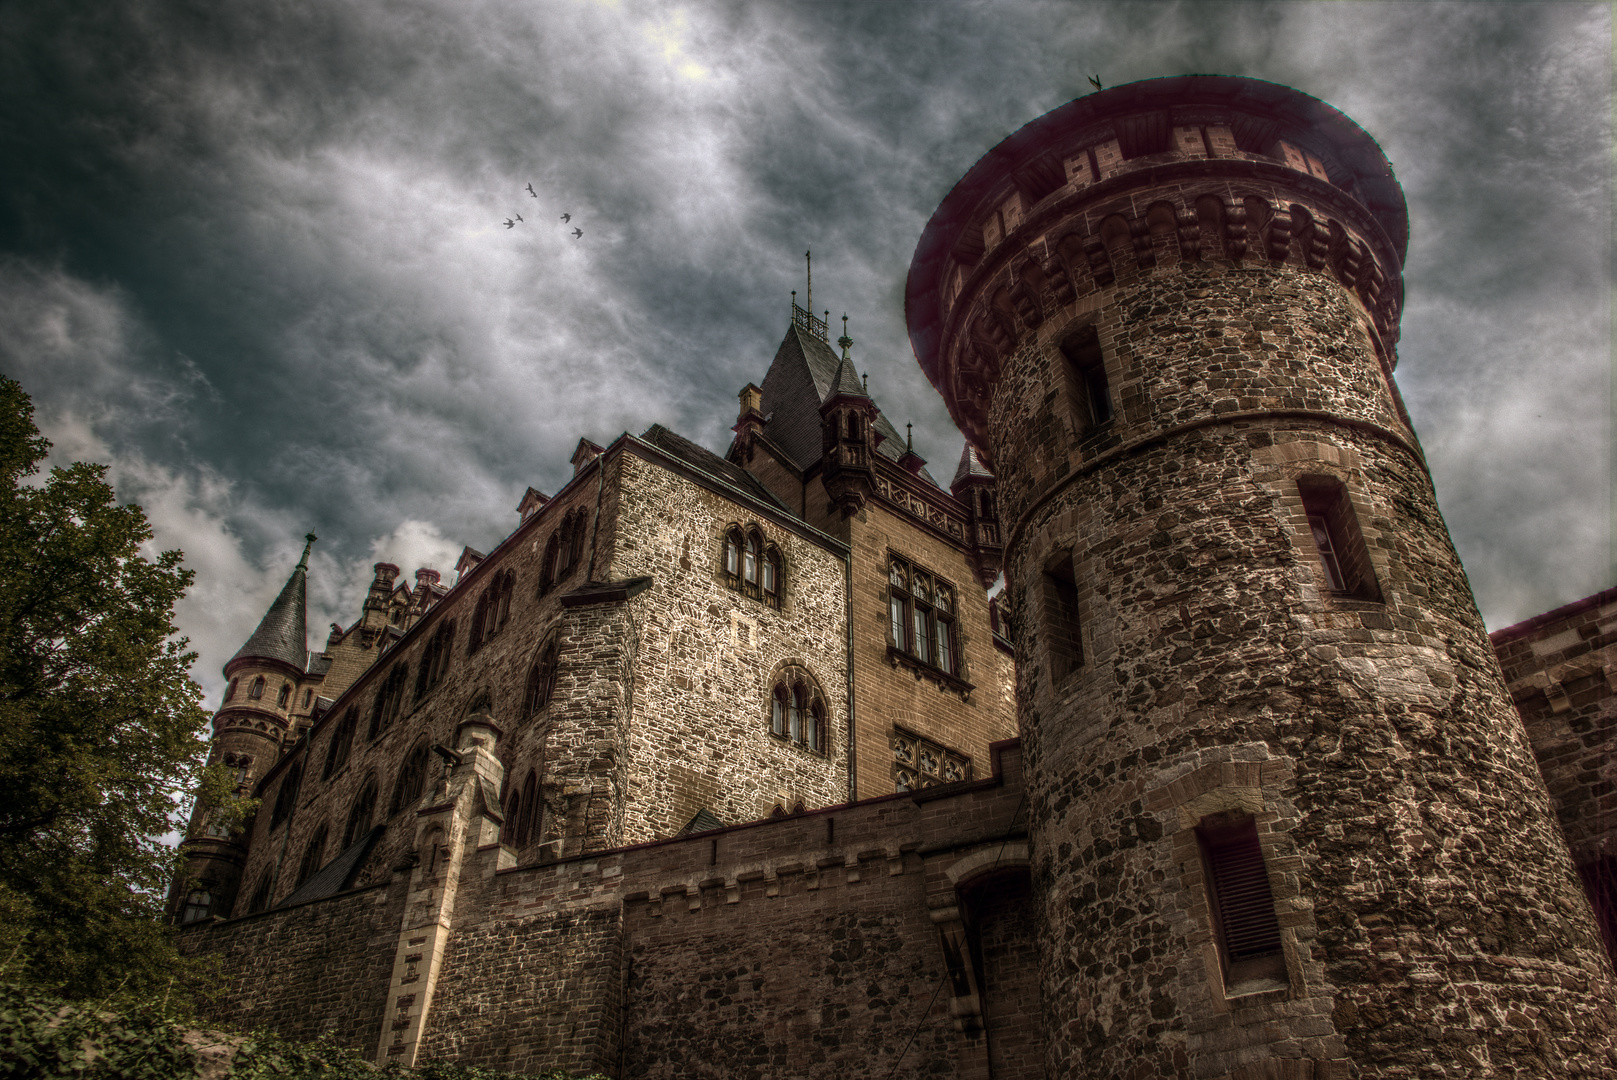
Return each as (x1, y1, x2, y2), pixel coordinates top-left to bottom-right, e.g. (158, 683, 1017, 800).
(182, 741, 1040, 1079)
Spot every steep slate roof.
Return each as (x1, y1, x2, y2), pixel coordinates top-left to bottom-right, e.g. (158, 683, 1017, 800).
(757, 322, 939, 486)
(823, 354, 868, 401)
(951, 444, 994, 488)
(276, 825, 384, 908)
(230, 536, 313, 671)
(640, 424, 791, 511)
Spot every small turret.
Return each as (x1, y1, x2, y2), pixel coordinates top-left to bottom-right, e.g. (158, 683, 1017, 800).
(950, 444, 1001, 588)
(818, 316, 879, 518)
(732, 383, 766, 464)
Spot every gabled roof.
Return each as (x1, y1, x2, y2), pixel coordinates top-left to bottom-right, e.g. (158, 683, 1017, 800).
(641, 424, 791, 511)
(756, 322, 939, 485)
(230, 535, 314, 672)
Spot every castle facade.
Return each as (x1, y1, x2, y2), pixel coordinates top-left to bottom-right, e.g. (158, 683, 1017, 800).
(175, 77, 1617, 1078)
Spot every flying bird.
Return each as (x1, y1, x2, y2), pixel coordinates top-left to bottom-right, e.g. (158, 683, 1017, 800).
(514, 213, 524, 223)
(1088, 75, 1103, 91)
(572, 228, 583, 239)
(503, 218, 515, 229)
(526, 183, 537, 197)
(560, 213, 571, 223)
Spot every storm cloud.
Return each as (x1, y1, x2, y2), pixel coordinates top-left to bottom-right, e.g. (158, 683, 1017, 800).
(0, 0, 1608, 705)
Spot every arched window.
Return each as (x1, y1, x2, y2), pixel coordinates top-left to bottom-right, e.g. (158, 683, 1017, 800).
(506, 786, 524, 847)
(415, 620, 456, 701)
(568, 512, 587, 573)
(724, 528, 742, 579)
(495, 569, 514, 632)
(322, 708, 358, 779)
(540, 533, 560, 595)
(556, 512, 581, 580)
(277, 683, 291, 708)
(295, 824, 329, 887)
(226, 678, 238, 701)
(469, 590, 490, 654)
(179, 889, 213, 925)
(761, 546, 781, 608)
(524, 637, 559, 718)
(246, 876, 272, 915)
(522, 770, 541, 846)
(743, 531, 759, 586)
(302, 689, 312, 709)
(769, 666, 828, 755)
(342, 776, 378, 849)
(888, 555, 959, 676)
(270, 759, 303, 828)
(367, 662, 410, 740)
(250, 676, 265, 700)
(391, 740, 431, 816)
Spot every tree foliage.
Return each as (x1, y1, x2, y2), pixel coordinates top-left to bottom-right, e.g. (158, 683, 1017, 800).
(0, 375, 216, 1003)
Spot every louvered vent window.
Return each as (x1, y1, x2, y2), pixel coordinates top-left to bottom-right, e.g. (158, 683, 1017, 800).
(1198, 814, 1287, 994)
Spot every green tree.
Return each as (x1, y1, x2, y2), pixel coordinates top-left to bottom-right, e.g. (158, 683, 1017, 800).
(0, 374, 218, 1005)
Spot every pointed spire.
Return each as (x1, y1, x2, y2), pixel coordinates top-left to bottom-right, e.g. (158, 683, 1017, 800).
(951, 443, 995, 488)
(837, 313, 853, 360)
(824, 353, 867, 402)
(230, 535, 315, 672)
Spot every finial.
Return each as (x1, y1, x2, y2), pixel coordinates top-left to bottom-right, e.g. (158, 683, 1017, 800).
(906, 423, 914, 450)
(837, 313, 852, 360)
(805, 250, 812, 314)
(791, 289, 796, 314)
(298, 533, 317, 570)
(862, 373, 868, 393)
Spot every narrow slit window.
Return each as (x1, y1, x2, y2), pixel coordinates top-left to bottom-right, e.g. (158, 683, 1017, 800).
(1298, 476, 1379, 601)
(1198, 814, 1287, 995)
(1059, 325, 1112, 430)
(1043, 552, 1083, 684)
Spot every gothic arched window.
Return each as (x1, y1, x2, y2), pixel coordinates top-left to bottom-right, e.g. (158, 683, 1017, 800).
(295, 823, 329, 887)
(768, 666, 827, 756)
(250, 676, 265, 700)
(540, 533, 560, 595)
(391, 739, 431, 816)
(761, 545, 781, 608)
(322, 707, 358, 779)
(494, 569, 514, 631)
(724, 528, 743, 579)
(367, 661, 410, 741)
(743, 531, 759, 587)
(506, 786, 523, 847)
(524, 637, 559, 718)
(415, 619, 456, 701)
(723, 523, 783, 607)
(342, 775, 378, 849)
(277, 683, 291, 708)
(246, 876, 272, 915)
(568, 512, 587, 574)
(270, 759, 303, 828)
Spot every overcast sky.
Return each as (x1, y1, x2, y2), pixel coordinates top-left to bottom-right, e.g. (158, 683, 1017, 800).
(0, 0, 1609, 708)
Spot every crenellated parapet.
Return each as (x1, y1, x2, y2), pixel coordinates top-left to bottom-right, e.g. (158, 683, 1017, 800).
(908, 76, 1408, 462)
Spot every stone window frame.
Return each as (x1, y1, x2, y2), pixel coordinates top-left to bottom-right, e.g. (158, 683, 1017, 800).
(342, 773, 379, 850)
(886, 552, 961, 677)
(1057, 322, 1114, 436)
(1144, 756, 1308, 1008)
(469, 568, 516, 654)
(523, 634, 560, 719)
(367, 661, 411, 741)
(766, 662, 829, 756)
(1296, 474, 1381, 602)
(269, 757, 303, 829)
(249, 676, 265, 700)
(390, 736, 433, 818)
(892, 726, 972, 792)
(245, 875, 272, 915)
(178, 888, 213, 925)
(1040, 549, 1084, 686)
(722, 522, 783, 609)
(413, 618, 457, 703)
(504, 767, 541, 849)
(322, 707, 358, 780)
(295, 821, 329, 888)
(276, 682, 291, 708)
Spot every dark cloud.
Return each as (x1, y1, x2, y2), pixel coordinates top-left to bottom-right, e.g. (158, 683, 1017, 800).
(0, 0, 1607, 703)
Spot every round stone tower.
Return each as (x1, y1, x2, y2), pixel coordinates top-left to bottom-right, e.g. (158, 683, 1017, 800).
(907, 76, 1616, 1077)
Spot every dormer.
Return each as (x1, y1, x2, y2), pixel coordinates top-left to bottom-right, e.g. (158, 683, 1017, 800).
(571, 439, 605, 476)
(455, 546, 485, 584)
(517, 486, 550, 524)
(733, 383, 767, 463)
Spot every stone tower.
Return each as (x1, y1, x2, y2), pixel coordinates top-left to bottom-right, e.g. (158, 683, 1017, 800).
(173, 534, 315, 921)
(906, 76, 1616, 1077)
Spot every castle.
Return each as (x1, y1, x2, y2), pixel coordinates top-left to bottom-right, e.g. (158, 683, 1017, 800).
(174, 77, 1617, 1078)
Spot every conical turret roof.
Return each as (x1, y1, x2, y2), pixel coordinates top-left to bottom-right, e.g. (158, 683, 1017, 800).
(230, 534, 315, 672)
(951, 443, 994, 488)
(822, 354, 868, 403)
